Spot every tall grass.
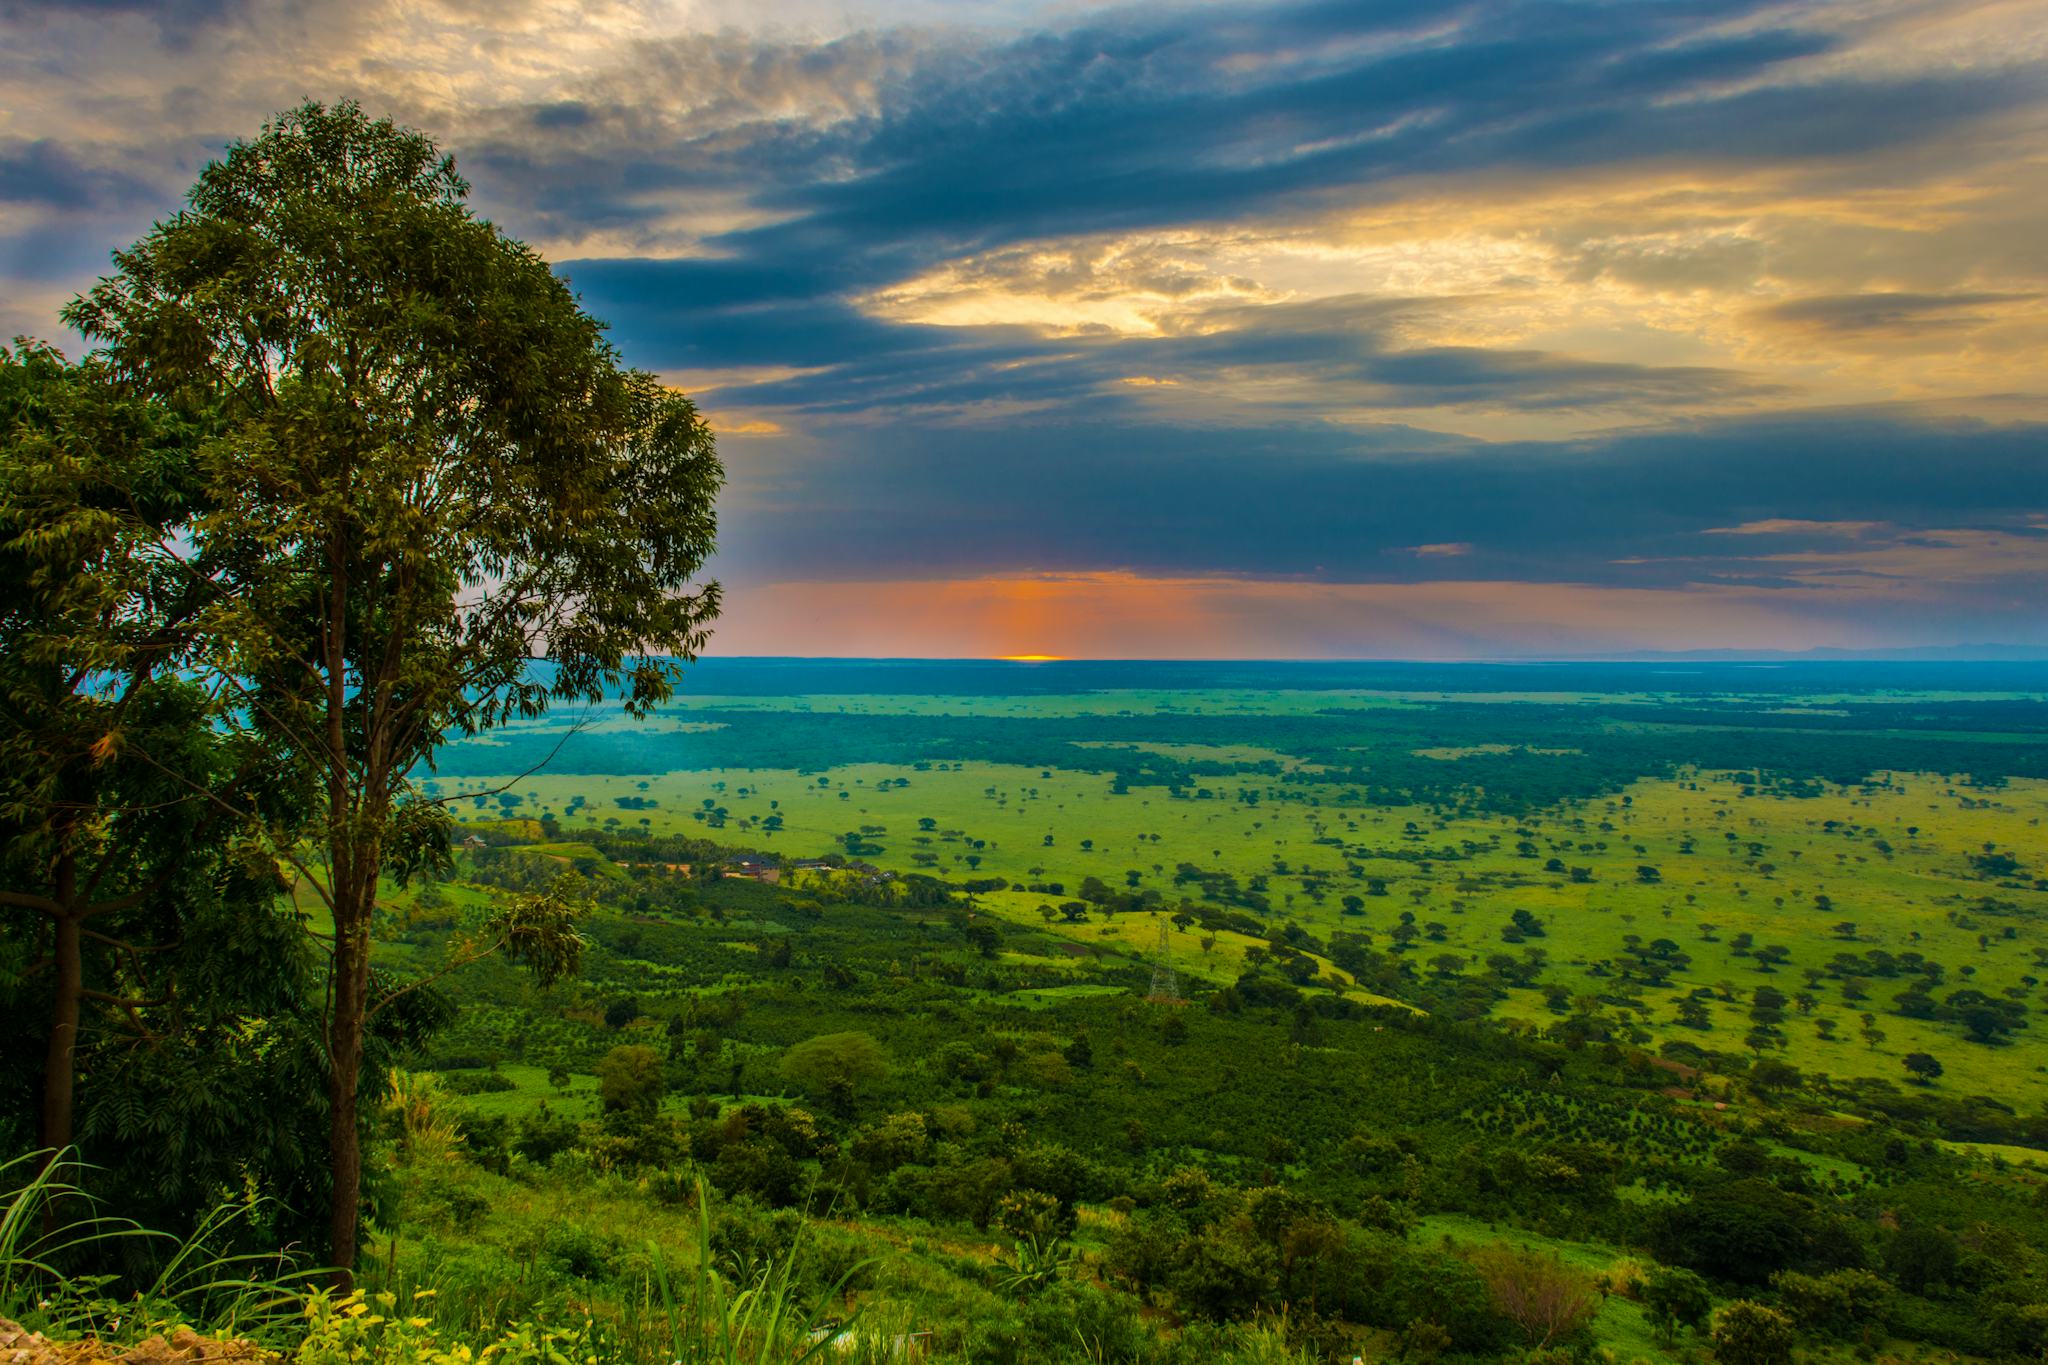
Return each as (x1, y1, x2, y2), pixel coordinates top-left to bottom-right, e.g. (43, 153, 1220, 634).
(4, 1151, 1373, 1362)
(643, 1175, 876, 1365)
(0, 1149, 320, 1345)
(358, 1169, 886, 1363)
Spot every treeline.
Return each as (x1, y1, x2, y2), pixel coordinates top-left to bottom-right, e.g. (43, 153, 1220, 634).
(429, 696, 2048, 815)
(473, 655, 2048, 703)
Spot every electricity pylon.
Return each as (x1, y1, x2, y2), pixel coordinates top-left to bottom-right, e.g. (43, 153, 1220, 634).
(1147, 916, 1179, 1003)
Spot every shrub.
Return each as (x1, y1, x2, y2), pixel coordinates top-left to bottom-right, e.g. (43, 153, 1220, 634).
(1770, 1267, 1889, 1342)
(1711, 1301, 1796, 1365)
(1641, 1266, 1712, 1345)
(1985, 1301, 2048, 1357)
(1468, 1244, 1601, 1350)
(296, 1290, 594, 1365)
(597, 1044, 665, 1122)
(538, 1224, 617, 1281)
(1383, 1248, 1507, 1353)
(1881, 1292, 1988, 1354)
(511, 1107, 580, 1167)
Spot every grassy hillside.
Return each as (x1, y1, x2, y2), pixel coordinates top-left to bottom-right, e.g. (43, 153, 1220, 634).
(18, 664, 2046, 1365)
(431, 670, 2048, 1105)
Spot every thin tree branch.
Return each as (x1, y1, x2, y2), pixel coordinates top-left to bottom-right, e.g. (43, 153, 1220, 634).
(364, 929, 510, 1024)
(415, 704, 600, 807)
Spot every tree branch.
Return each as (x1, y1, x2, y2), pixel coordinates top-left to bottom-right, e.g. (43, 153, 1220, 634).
(364, 928, 507, 1024)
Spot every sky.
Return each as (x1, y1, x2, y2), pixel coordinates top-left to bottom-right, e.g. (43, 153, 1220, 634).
(3, 0, 2045, 659)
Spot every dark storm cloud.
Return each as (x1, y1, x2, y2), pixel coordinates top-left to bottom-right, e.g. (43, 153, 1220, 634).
(1336, 346, 1773, 411)
(565, 265, 1775, 416)
(482, 0, 2028, 290)
(0, 0, 247, 46)
(711, 408, 2048, 590)
(746, 4, 1810, 245)
(0, 139, 153, 212)
(1751, 292, 2042, 336)
(563, 260, 903, 368)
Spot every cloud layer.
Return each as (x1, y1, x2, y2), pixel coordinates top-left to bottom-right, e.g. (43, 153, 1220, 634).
(4, 0, 2045, 655)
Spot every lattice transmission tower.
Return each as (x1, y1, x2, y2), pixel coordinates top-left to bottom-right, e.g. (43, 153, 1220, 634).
(1146, 916, 1179, 1003)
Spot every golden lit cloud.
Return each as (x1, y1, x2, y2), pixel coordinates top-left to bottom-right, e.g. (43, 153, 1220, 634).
(840, 147, 2048, 438)
(861, 237, 1278, 337)
(1704, 519, 1887, 536)
(707, 416, 783, 436)
(1627, 525, 2048, 596)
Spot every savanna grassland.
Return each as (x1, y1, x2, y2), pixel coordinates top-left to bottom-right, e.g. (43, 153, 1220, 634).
(218, 655, 2048, 1365)
(18, 658, 2048, 1365)
(429, 660, 2048, 1104)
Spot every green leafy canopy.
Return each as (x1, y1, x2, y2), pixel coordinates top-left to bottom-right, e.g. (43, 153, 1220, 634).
(53, 98, 724, 1273)
(62, 98, 724, 764)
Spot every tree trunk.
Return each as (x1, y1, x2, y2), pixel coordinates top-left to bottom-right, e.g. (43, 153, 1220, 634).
(325, 876, 372, 1290)
(321, 541, 365, 1290)
(40, 853, 82, 1159)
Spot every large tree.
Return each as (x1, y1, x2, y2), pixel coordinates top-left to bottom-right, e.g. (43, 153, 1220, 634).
(0, 340, 351, 1252)
(0, 339, 221, 1158)
(64, 101, 723, 1278)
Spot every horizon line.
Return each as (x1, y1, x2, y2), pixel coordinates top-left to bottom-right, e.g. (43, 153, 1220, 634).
(658, 650, 2048, 665)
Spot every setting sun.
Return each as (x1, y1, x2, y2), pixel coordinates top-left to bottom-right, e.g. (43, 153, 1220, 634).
(998, 653, 1065, 662)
